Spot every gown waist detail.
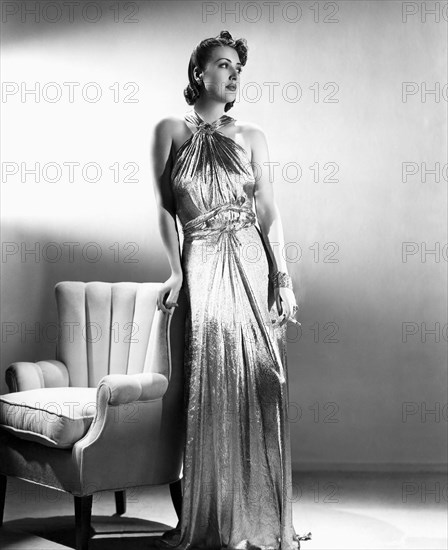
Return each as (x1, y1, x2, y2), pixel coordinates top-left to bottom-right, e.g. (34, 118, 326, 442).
(182, 195, 256, 244)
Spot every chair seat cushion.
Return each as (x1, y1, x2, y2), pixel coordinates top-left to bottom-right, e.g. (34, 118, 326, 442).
(0, 387, 97, 449)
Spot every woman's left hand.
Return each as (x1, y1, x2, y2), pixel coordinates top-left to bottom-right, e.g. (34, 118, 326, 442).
(274, 287, 300, 327)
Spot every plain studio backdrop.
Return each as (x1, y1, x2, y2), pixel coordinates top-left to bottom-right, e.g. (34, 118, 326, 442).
(1, 0, 446, 474)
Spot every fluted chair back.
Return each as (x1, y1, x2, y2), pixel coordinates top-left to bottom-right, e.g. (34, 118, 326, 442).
(55, 281, 171, 388)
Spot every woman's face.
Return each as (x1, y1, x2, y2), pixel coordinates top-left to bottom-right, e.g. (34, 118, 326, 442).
(196, 46, 242, 103)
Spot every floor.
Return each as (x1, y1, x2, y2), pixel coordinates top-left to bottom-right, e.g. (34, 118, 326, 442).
(0, 471, 446, 549)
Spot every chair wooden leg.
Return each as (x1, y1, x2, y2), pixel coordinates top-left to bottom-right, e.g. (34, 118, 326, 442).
(74, 495, 93, 550)
(169, 478, 183, 521)
(0, 475, 6, 527)
(114, 490, 126, 515)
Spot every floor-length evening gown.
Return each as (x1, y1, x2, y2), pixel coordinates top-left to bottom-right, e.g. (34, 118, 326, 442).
(161, 108, 311, 550)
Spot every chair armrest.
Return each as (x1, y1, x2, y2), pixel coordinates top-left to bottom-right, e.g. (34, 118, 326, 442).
(97, 372, 169, 405)
(73, 372, 172, 492)
(5, 360, 69, 392)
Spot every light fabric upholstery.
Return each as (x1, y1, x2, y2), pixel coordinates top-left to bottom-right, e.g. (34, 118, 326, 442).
(5, 360, 69, 392)
(0, 387, 97, 448)
(0, 281, 186, 495)
(55, 282, 167, 387)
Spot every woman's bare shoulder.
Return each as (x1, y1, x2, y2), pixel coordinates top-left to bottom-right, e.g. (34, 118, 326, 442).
(236, 119, 266, 138)
(235, 120, 268, 156)
(153, 114, 186, 137)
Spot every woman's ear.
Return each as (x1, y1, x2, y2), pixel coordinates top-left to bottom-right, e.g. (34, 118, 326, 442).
(193, 67, 202, 83)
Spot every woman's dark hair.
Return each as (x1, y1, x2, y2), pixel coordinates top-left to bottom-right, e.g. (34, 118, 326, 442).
(184, 30, 248, 113)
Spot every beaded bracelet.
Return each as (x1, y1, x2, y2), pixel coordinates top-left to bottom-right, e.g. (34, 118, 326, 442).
(269, 270, 293, 290)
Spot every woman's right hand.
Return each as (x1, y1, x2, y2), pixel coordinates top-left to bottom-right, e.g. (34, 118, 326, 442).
(157, 272, 183, 315)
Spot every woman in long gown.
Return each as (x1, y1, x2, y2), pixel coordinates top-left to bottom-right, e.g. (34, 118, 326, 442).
(151, 30, 312, 550)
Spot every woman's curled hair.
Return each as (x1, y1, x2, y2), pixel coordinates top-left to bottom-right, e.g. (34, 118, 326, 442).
(184, 30, 248, 113)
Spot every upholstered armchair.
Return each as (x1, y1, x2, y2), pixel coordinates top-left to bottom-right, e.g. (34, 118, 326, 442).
(0, 281, 186, 550)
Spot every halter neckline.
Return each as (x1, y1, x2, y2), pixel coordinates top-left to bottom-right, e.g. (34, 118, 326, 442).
(187, 108, 235, 131)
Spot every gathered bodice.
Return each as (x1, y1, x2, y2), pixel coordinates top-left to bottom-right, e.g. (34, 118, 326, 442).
(170, 109, 257, 241)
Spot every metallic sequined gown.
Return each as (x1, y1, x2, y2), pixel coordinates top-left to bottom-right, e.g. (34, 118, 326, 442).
(164, 108, 306, 550)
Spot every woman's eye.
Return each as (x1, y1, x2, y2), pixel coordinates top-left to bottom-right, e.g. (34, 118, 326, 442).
(220, 63, 243, 74)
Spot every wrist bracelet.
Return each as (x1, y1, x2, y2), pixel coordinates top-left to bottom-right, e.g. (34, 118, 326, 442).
(270, 270, 293, 290)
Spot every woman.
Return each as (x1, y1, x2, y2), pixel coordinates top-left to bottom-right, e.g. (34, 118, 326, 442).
(151, 30, 311, 550)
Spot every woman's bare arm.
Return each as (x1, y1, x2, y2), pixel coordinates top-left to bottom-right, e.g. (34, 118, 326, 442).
(151, 118, 183, 312)
(249, 124, 298, 325)
(249, 125, 289, 274)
